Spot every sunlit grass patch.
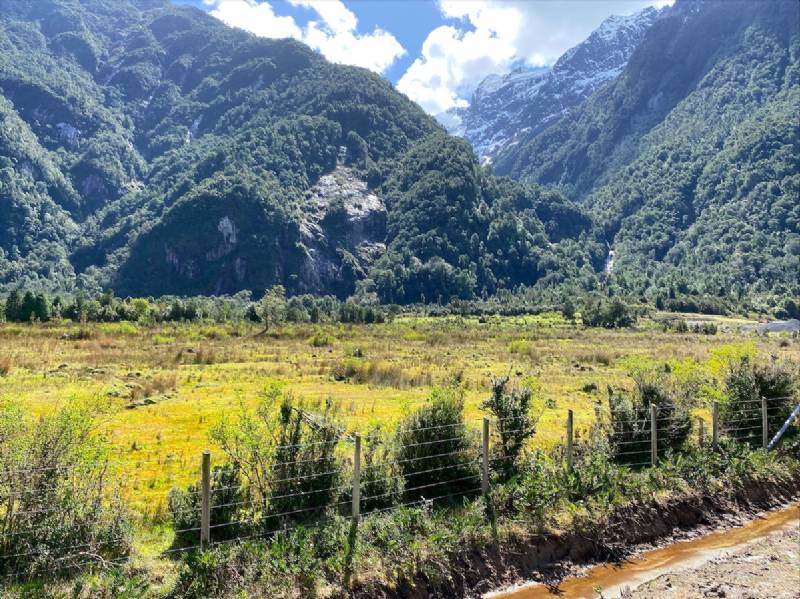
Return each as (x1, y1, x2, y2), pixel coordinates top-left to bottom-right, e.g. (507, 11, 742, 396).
(1, 314, 795, 518)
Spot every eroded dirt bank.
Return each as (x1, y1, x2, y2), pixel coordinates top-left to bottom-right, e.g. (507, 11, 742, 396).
(349, 472, 800, 599)
(493, 501, 799, 598)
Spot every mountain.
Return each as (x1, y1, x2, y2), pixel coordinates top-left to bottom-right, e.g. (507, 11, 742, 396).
(0, 0, 598, 302)
(492, 0, 800, 309)
(439, 7, 664, 164)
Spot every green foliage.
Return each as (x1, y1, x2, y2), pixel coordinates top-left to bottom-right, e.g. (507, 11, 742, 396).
(210, 386, 344, 532)
(164, 439, 800, 598)
(366, 134, 602, 303)
(360, 427, 402, 512)
(722, 356, 798, 445)
(581, 296, 637, 328)
(168, 463, 243, 547)
(606, 369, 693, 465)
(259, 285, 287, 331)
(493, 0, 800, 312)
(395, 387, 479, 503)
(264, 395, 342, 528)
(0, 398, 130, 579)
(0, 0, 794, 314)
(481, 376, 540, 480)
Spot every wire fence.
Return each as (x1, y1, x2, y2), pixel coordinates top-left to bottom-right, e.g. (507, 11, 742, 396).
(1, 395, 797, 581)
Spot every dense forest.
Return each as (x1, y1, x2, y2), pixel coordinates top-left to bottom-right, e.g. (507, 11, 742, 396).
(0, 0, 797, 315)
(0, 0, 604, 306)
(493, 0, 800, 314)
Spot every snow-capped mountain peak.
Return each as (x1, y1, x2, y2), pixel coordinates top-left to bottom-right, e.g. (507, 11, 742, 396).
(437, 6, 666, 164)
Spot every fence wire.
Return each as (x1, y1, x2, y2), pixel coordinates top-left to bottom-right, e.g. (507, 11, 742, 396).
(2, 397, 798, 578)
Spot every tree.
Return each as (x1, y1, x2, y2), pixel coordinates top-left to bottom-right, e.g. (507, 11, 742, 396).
(131, 298, 151, 322)
(395, 387, 478, 502)
(4, 289, 21, 322)
(33, 293, 50, 322)
(259, 285, 287, 331)
(561, 297, 576, 322)
(20, 291, 36, 322)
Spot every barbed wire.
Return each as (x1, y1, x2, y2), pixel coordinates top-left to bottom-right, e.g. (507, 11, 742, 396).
(2, 397, 797, 583)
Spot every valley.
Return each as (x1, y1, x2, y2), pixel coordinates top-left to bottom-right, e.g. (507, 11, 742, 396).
(1, 0, 798, 596)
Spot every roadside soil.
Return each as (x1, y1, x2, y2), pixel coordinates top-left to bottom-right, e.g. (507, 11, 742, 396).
(627, 522, 800, 598)
(350, 473, 800, 598)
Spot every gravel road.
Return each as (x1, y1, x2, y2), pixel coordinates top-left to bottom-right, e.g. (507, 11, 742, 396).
(626, 524, 800, 599)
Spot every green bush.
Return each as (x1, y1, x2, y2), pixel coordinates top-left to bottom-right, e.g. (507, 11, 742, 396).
(581, 297, 636, 328)
(606, 372, 692, 465)
(168, 463, 244, 547)
(0, 399, 131, 579)
(722, 357, 797, 445)
(210, 386, 345, 534)
(395, 387, 479, 503)
(360, 427, 402, 513)
(264, 396, 343, 529)
(481, 376, 540, 480)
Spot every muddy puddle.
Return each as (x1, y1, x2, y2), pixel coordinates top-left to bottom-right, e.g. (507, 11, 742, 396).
(488, 502, 800, 599)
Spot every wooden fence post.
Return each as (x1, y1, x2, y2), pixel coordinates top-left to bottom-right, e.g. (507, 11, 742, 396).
(352, 433, 361, 522)
(566, 409, 574, 470)
(482, 417, 489, 495)
(761, 397, 768, 449)
(650, 404, 658, 466)
(712, 401, 719, 450)
(201, 450, 211, 549)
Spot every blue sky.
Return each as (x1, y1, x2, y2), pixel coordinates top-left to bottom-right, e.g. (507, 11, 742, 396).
(179, 1, 672, 114)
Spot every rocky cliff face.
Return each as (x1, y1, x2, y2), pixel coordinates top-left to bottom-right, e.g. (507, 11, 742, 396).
(298, 164, 387, 297)
(438, 6, 664, 164)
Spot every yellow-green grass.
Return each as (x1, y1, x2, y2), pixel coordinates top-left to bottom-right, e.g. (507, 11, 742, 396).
(1, 314, 797, 519)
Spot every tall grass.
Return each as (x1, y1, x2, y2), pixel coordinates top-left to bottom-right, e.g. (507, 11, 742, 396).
(330, 358, 433, 388)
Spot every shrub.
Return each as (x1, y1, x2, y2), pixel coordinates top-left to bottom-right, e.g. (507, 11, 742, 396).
(581, 297, 636, 328)
(211, 387, 344, 533)
(308, 331, 332, 347)
(606, 372, 692, 465)
(395, 388, 479, 503)
(722, 357, 797, 445)
(360, 427, 402, 513)
(481, 376, 540, 480)
(169, 463, 243, 547)
(0, 399, 130, 580)
(331, 357, 360, 381)
(508, 339, 529, 354)
(673, 319, 689, 333)
(264, 396, 343, 529)
(0, 355, 10, 376)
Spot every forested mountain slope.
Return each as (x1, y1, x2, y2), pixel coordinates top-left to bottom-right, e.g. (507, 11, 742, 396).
(493, 0, 800, 310)
(0, 0, 598, 301)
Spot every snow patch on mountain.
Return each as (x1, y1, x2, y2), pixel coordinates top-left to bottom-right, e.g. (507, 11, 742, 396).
(437, 6, 665, 164)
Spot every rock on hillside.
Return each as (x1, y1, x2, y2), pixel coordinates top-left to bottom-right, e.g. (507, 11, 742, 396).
(298, 163, 387, 297)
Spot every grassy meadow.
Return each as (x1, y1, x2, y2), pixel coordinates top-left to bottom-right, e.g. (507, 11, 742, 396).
(1, 312, 797, 524)
(0, 314, 800, 515)
(0, 314, 800, 592)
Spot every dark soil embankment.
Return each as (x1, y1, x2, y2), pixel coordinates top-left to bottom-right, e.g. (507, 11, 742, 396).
(349, 472, 800, 599)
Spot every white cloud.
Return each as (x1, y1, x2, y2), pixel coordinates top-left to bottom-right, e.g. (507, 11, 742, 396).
(398, 0, 674, 114)
(208, 0, 405, 75)
(209, 0, 301, 39)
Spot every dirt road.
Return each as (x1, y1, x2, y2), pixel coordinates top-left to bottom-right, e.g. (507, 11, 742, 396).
(626, 524, 800, 598)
